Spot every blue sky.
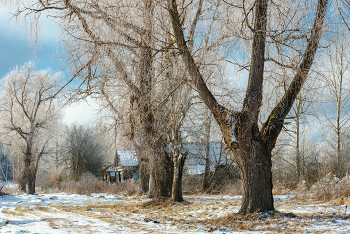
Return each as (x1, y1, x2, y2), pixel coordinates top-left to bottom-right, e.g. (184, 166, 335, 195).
(0, 5, 60, 79)
(0, 5, 100, 125)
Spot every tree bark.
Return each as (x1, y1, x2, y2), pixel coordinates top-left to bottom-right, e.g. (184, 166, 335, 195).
(295, 98, 301, 181)
(139, 160, 150, 194)
(139, 0, 174, 200)
(21, 161, 37, 194)
(148, 173, 154, 198)
(172, 152, 187, 202)
(133, 141, 149, 194)
(28, 169, 36, 194)
(237, 141, 273, 214)
(20, 171, 27, 192)
(21, 150, 32, 193)
(148, 138, 174, 199)
(202, 111, 212, 192)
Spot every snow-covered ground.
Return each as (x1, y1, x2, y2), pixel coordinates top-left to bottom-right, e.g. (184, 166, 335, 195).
(1, 187, 350, 233)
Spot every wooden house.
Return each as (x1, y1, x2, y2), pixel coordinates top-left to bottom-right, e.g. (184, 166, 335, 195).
(114, 150, 139, 182)
(101, 165, 116, 183)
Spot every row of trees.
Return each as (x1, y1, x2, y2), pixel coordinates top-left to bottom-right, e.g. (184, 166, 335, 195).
(0, 63, 111, 193)
(2, 0, 350, 215)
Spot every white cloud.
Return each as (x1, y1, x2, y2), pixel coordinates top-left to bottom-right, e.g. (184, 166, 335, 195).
(0, 4, 60, 42)
(63, 97, 100, 125)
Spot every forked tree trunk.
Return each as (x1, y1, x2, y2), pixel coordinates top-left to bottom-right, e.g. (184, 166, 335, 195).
(172, 152, 187, 202)
(20, 167, 37, 194)
(168, 0, 328, 214)
(237, 141, 273, 214)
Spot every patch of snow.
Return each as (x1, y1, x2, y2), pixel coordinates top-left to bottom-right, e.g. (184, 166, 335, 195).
(1, 192, 350, 233)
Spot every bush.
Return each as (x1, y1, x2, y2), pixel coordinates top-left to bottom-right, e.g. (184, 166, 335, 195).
(309, 173, 350, 201)
(272, 181, 294, 195)
(226, 180, 242, 196)
(182, 174, 202, 194)
(1, 182, 20, 195)
(56, 173, 139, 196)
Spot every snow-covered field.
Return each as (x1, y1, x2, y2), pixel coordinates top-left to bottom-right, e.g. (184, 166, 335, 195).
(1, 186, 350, 233)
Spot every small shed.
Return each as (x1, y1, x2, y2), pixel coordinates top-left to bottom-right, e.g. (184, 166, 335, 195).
(114, 150, 139, 182)
(101, 166, 116, 183)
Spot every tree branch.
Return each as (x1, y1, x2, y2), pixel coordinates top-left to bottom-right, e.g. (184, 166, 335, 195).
(261, 0, 329, 151)
(167, 0, 238, 148)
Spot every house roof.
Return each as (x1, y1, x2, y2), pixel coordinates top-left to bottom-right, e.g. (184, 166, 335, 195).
(106, 167, 115, 172)
(181, 142, 228, 175)
(114, 144, 230, 174)
(102, 165, 115, 172)
(116, 150, 138, 167)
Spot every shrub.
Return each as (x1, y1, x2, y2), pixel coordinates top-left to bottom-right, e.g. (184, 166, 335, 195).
(309, 173, 350, 201)
(1, 182, 19, 195)
(56, 173, 139, 196)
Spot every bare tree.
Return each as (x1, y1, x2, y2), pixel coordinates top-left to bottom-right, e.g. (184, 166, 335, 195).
(64, 124, 106, 181)
(12, 0, 229, 202)
(0, 142, 13, 183)
(0, 63, 62, 194)
(168, 0, 328, 213)
(318, 22, 350, 177)
(11, 0, 331, 210)
(13, 0, 174, 199)
(284, 90, 317, 184)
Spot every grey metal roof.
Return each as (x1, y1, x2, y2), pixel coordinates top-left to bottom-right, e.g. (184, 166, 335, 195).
(181, 142, 228, 175)
(114, 144, 229, 174)
(106, 167, 115, 172)
(116, 150, 138, 167)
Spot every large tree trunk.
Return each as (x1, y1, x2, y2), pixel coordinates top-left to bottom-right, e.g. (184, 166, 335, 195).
(149, 139, 173, 199)
(20, 170, 27, 192)
(139, 0, 173, 200)
(133, 141, 149, 194)
(139, 160, 150, 194)
(21, 153, 32, 193)
(237, 141, 273, 214)
(172, 152, 187, 202)
(28, 169, 36, 194)
(139, 106, 173, 199)
(202, 111, 211, 192)
(20, 164, 37, 194)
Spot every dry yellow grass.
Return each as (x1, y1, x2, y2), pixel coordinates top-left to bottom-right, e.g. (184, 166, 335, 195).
(2, 208, 24, 217)
(6, 194, 349, 233)
(14, 205, 51, 213)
